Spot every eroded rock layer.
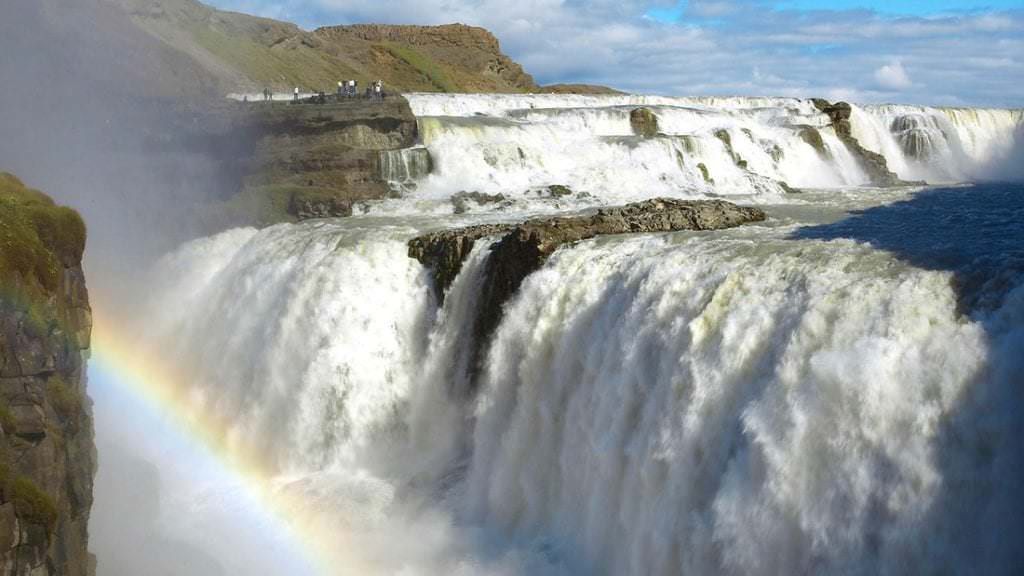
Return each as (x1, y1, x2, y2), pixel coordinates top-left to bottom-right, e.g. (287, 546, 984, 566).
(0, 174, 95, 576)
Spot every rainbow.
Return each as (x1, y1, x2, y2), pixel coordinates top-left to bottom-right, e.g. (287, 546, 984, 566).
(88, 309, 363, 575)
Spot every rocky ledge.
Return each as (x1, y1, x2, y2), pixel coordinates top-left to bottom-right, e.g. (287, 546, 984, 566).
(810, 99, 921, 187)
(409, 198, 766, 391)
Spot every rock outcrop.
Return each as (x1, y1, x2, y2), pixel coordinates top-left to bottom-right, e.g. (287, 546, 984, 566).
(0, 174, 95, 576)
(179, 95, 423, 225)
(630, 108, 660, 138)
(410, 198, 767, 391)
(248, 96, 419, 222)
(450, 191, 511, 215)
(811, 99, 908, 187)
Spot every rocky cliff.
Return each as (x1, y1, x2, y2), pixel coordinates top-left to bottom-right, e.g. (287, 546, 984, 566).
(168, 94, 422, 226)
(410, 198, 767, 393)
(0, 174, 95, 576)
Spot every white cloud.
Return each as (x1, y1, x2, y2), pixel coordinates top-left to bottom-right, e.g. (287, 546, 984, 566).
(874, 60, 913, 90)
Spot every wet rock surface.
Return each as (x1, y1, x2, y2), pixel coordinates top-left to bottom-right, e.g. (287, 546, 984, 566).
(450, 191, 511, 215)
(630, 108, 659, 138)
(811, 99, 915, 187)
(410, 198, 767, 390)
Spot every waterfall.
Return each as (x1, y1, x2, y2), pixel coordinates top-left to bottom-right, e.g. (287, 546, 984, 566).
(465, 229, 1022, 575)
(126, 94, 1023, 575)
(138, 182, 1023, 573)
(850, 105, 1022, 183)
(380, 146, 434, 194)
(386, 94, 1022, 210)
(404, 94, 869, 206)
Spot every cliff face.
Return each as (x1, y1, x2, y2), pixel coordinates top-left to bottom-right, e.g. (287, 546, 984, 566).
(0, 174, 95, 576)
(178, 95, 422, 226)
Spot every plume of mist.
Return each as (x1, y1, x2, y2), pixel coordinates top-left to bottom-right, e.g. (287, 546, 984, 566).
(993, 122, 1024, 181)
(0, 2, 247, 574)
(0, 0, 237, 307)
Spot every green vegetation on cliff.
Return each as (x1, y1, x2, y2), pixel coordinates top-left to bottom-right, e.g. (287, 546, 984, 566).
(380, 42, 459, 93)
(0, 173, 93, 573)
(8, 477, 59, 535)
(0, 174, 86, 297)
(0, 173, 87, 340)
(0, 450, 59, 536)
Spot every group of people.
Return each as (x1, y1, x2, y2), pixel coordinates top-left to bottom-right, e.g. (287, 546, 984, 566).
(336, 79, 386, 99)
(251, 80, 386, 104)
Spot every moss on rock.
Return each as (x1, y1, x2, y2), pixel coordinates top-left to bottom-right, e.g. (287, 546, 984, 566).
(0, 174, 87, 299)
(697, 163, 713, 184)
(47, 376, 81, 423)
(8, 477, 58, 536)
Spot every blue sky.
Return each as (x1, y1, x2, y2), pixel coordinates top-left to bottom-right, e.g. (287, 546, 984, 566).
(204, 0, 1024, 107)
(645, 1, 1019, 21)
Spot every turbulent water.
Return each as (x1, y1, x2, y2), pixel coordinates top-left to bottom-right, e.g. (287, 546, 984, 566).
(388, 94, 1022, 209)
(138, 95, 1023, 575)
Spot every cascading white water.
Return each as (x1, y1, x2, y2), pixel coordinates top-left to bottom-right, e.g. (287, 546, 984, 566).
(851, 105, 1023, 183)
(380, 146, 434, 193)
(465, 227, 1022, 575)
(140, 180, 1023, 574)
(126, 92, 1024, 575)
(140, 221, 569, 574)
(387, 94, 1022, 210)
(403, 94, 868, 206)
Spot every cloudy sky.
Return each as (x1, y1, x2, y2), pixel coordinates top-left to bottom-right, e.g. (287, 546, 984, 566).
(203, 0, 1023, 107)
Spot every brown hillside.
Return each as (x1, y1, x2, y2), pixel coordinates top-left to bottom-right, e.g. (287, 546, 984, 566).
(103, 0, 539, 95)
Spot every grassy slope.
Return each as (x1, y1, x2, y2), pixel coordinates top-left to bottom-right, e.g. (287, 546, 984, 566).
(115, 0, 539, 94)
(183, 21, 358, 90)
(0, 173, 86, 300)
(378, 42, 460, 92)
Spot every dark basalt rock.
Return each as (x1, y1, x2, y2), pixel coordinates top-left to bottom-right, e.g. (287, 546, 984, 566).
(810, 99, 910, 187)
(409, 223, 515, 302)
(409, 198, 767, 393)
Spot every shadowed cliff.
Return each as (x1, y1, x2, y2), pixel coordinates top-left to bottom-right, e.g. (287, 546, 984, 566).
(0, 174, 95, 576)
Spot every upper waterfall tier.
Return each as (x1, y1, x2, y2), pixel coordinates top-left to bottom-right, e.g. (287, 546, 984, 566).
(853, 105, 1023, 182)
(399, 94, 1021, 210)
